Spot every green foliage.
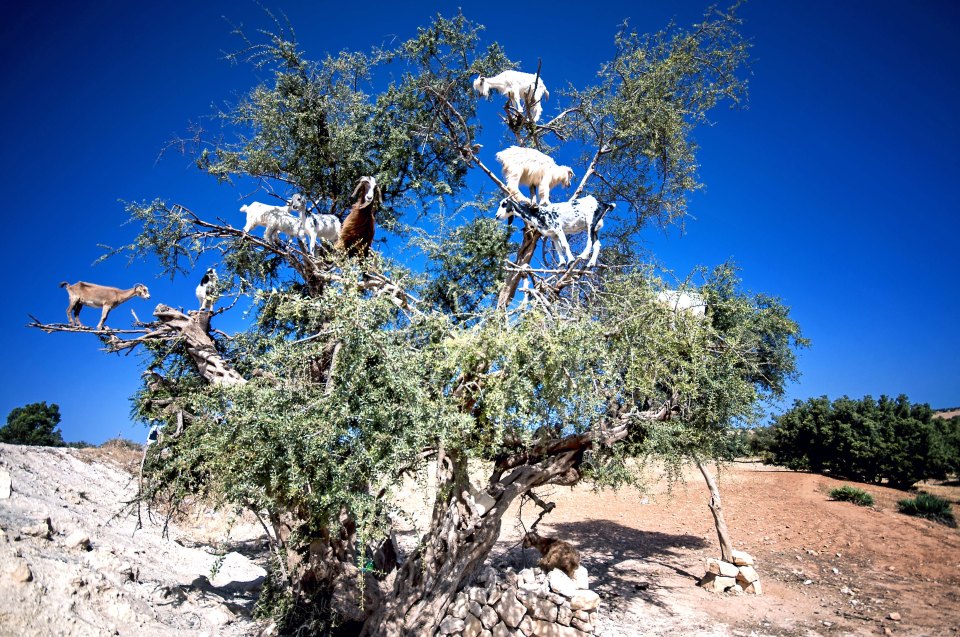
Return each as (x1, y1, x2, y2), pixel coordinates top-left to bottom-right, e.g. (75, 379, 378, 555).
(897, 493, 957, 527)
(764, 395, 958, 488)
(0, 401, 65, 447)
(104, 7, 808, 631)
(829, 485, 874, 507)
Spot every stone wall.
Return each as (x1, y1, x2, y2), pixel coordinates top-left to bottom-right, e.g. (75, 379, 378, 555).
(437, 564, 601, 637)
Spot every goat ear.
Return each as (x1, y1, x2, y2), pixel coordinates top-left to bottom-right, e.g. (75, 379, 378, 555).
(351, 181, 363, 200)
(375, 186, 383, 205)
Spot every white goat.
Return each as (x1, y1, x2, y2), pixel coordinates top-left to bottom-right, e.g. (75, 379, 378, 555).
(305, 212, 342, 249)
(196, 268, 218, 311)
(656, 289, 708, 319)
(496, 146, 574, 205)
(495, 195, 613, 267)
(240, 193, 312, 249)
(60, 281, 150, 330)
(473, 70, 550, 122)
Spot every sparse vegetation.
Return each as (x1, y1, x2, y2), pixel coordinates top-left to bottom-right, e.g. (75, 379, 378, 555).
(829, 485, 874, 507)
(897, 493, 957, 527)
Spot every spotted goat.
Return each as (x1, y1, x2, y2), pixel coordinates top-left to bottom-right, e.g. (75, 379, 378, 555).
(495, 195, 613, 267)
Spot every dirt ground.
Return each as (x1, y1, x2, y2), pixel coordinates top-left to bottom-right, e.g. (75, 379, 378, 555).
(1, 444, 958, 636)
(499, 462, 960, 637)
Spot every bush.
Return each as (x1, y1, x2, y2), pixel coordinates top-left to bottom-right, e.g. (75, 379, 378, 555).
(897, 493, 957, 527)
(829, 485, 874, 507)
(0, 402, 65, 447)
(764, 395, 959, 488)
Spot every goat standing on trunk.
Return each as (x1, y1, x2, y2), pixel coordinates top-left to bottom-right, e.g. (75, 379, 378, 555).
(60, 281, 150, 330)
(335, 176, 381, 258)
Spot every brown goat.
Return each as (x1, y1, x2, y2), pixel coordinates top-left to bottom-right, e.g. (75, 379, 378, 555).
(522, 531, 580, 579)
(60, 281, 150, 330)
(335, 176, 380, 258)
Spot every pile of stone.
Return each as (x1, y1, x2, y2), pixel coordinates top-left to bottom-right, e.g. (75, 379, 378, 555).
(698, 550, 762, 595)
(438, 564, 601, 636)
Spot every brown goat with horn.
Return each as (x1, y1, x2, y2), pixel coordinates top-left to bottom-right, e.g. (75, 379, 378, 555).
(335, 176, 380, 258)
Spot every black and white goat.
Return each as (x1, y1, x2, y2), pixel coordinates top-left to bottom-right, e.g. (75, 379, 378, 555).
(495, 195, 613, 267)
(196, 268, 218, 311)
(473, 70, 550, 122)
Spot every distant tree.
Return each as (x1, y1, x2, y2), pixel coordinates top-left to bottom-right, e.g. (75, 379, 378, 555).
(0, 401, 65, 447)
(765, 394, 956, 488)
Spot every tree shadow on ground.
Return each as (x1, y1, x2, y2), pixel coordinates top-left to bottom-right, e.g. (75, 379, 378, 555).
(500, 520, 710, 611)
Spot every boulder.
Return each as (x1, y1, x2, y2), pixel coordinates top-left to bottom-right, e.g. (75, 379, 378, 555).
(573, 566, 589, 590)
(10, 560, 32, 583)
(209, 552, 266, 592)
(569, 590, 600, 611)
(480, 604, 498, 629)
(0, 470, 11, 498)
(731, 550, 754, 566)
(736, 565, 759, 585)
(495, 592, 527, 629)
(744, 580, 763, 595)
(21, 517, 52, 539)
(699, 573, 737, 593)
(439, 616, 465, 635)
(548, 569, 578, 598)
(706, 558, 739, 578)
(64, 531, 91, 551)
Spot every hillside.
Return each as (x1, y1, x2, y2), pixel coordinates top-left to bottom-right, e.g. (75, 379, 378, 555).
(1, 443, 958, 636)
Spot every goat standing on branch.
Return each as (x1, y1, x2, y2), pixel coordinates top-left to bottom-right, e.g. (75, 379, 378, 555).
(495, 195, 612, 267)
(335, 176, 380, 258)
(195, 268, 218, 312)
(240, 193, 313, 250)
(60, 281, 150, 330)
(473, 70, 549, 122)
(496, 146, 574, 205)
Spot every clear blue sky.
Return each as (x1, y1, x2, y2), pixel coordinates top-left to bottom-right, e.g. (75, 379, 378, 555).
(1, 1, 957, 444)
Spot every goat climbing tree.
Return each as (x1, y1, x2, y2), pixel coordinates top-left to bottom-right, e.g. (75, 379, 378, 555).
(32, 8, 805, 636)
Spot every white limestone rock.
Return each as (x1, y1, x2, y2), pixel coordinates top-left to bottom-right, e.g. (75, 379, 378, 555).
(548, 569, 577, 598)
(569, 590, 600, 611)
(731, 550, 754, 566)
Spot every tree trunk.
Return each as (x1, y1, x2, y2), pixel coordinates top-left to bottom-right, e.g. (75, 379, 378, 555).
(696, 457, 735, 563)
(153, 305, 247, 386)
(360, 449, 580, 636)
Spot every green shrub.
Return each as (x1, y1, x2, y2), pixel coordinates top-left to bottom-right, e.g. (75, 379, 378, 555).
(764, 394, 959, 488)
(897, 493, 957, 527)
(830, 485, 874, 507)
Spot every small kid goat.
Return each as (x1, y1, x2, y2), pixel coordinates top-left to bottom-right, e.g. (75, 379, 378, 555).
(473, 70, 549, 122)
(196, 268, 218, 311)
(496, 146, 574, 205)
(240, 193, 312, 249)
(495, 195, 613, 267)
(335, 176, 380, 258)
(60, 281, 150, 330)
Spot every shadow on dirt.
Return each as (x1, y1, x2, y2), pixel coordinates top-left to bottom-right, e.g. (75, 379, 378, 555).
(493, 519, 710, 611)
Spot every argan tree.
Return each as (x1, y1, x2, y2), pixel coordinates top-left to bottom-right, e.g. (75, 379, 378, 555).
(33, 8, 804, 636)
